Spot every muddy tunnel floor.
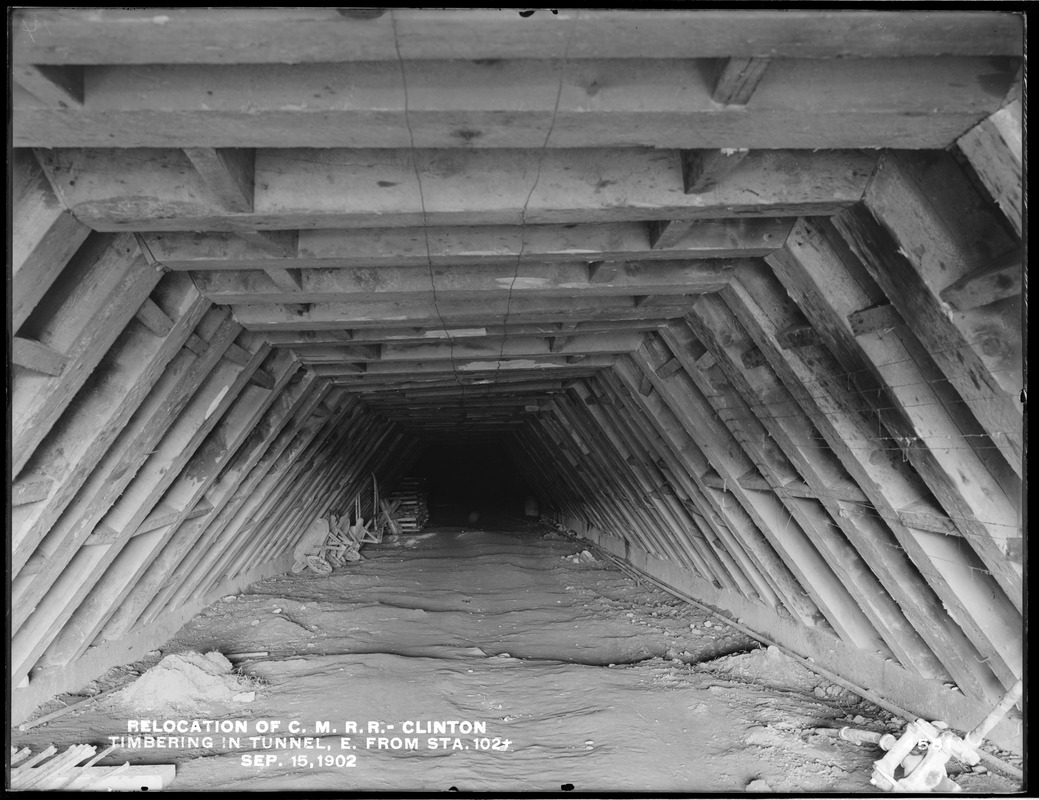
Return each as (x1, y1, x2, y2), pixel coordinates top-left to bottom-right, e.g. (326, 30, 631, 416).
(13, 519, 1017, 793)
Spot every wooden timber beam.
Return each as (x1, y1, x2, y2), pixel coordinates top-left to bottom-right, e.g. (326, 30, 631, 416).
(939, 247, 1022, 311)
(13, 477, 54, 507)
(637, 333, 887, 649)
(10, 11, 1022, 64)
(235, 230, 299, 258)
(772, 218, 1021, 605)
(613, 355, 823, 626)
(848, 303, 904, 336)
(312, 353, 619, 377)
(729, 262, 1018, 703)
(13, 324, 262, 678)
(12, 338, 68, 377)
(774, 322, 817, 350)
(145, 219, 794, 269)
(579, 378, 745, 588)
(33, 148, 877, 232)
(681, 149, 751, 194)
(137, 388, 347, 624)
(188, 259, 740, 304)
(134, 297, 175, 337)
(956, 99, 1022, 237)
(12, 64, 83, 106)
(292, 333, 638, 363)
(674, 310, 949, 677)
(12, 150, 91, 332)
(11, 310, 240, 608)
(46, 353, 306, 665)
(12, 276, 212, 578)
(711, 57, 771, 105)
(595, 370, 786, 609)
(12, 233, 160, 476)
(182, 148, 255, 212)
(834, 152, 1022, 458)
(230, 295, 701, 330)
(646, 219, 694, 250)
(562, 389, 723, 580)
(14, 58, 1017, 149)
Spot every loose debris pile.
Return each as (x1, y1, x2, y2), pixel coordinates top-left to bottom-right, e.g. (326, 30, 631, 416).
(561, 549, 598, 565)
(103, 651, 258, 713)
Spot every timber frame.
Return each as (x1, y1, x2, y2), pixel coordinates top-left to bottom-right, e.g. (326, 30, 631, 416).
(8, 9, 1025, 747)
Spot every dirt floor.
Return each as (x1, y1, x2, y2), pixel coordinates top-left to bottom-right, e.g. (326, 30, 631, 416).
(11, 514, 1022, 793)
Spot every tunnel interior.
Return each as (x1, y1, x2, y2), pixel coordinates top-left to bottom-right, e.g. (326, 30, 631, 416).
(410, 442, 532, 524)
(8, 8, 1025, 793)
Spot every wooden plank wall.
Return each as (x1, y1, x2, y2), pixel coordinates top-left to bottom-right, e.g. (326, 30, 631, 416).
(9, 9, 1023, 734)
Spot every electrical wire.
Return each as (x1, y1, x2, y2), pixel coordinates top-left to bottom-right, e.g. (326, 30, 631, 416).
(390, 11, 467, 410)
(493, 11, 579, 386)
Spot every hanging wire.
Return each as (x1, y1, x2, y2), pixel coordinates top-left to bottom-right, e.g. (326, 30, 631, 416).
(390, 10, 467, 408)
(493, 11, 580, 384)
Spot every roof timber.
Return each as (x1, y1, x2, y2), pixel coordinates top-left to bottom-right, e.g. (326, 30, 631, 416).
(291, 333, 642, 364)
(33, 147, 877, 232)
(230, 295, 703, 331)
(143, 219, 793, 269)
(263, 320, 666, 346)
(11, 10, 1022, 64)
(189, 260, 743, 305)
(14, 57, 1016, 150)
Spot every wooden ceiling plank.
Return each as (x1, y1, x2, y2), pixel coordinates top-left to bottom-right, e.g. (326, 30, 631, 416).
(264, 319, 662, 346)
(13, 57, 1016, 149)
(33, 147, 877, 232)
(146, 219, 795, 269)
(189, 259, 739, 304)
(11, 10, 1022, 64)
(230, 295, 699, 330)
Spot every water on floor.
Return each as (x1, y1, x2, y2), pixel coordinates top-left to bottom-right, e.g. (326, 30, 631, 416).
(11, 516, 1019, 793)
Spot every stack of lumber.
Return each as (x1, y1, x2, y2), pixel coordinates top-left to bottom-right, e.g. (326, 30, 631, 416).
(9, 744, 175, 791)
(386, 478, 429, 533)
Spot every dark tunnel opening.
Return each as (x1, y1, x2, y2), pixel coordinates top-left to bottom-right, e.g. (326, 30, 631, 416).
(409, 441, 535, 526)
